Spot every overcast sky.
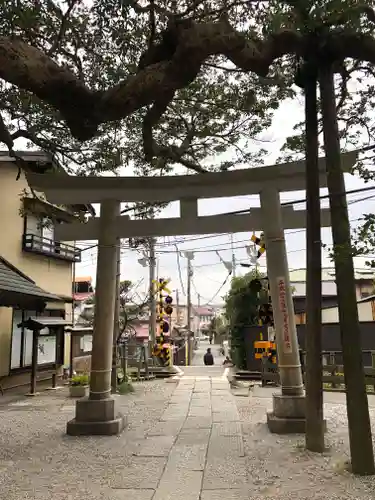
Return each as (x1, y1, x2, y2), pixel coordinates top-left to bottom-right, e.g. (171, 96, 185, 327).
(75, 95, 375, 307)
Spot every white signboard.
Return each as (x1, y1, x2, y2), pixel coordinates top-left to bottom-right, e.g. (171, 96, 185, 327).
(276, 276, 293, 354)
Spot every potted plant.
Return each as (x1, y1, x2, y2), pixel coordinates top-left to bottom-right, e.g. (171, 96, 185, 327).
(69, 374, 89, 398)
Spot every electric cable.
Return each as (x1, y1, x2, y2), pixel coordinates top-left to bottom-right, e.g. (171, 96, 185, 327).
(76, 191, 375, 257)
(174, 244, 186, 296)
(198, 272, 233, 306)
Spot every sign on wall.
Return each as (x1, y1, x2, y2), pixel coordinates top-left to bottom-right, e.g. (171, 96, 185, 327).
(276, 276, 293, 354)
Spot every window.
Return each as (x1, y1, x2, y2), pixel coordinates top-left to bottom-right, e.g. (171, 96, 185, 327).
(26, 215, 55, 252)
(24, 215, 55, 253)
(10, 309, 59, 370)
(26, 215, 54, 240)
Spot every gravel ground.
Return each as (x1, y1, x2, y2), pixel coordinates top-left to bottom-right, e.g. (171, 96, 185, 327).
(1, 370, 375, 500)
(0, 380, 177, 500)
(236, 386, 375, 499)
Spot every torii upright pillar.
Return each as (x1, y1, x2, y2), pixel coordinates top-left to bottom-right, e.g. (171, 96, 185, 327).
(260, 187, 305, 433)
(67, 199, 126, 435)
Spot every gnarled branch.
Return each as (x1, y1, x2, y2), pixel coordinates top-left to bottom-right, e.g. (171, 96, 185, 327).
(0, 18, 374, 148)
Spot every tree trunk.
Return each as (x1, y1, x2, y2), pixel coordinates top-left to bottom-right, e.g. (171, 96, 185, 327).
(304, 68, 325, 453)
(319, 63, 374, 475)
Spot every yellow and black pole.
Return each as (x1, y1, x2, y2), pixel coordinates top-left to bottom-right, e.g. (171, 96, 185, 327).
(251, 232, 266, 259)
(164, 293, 173, 366)
(152, 278, 173, 366)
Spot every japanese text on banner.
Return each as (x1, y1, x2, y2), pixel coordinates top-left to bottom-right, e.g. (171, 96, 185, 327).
(277, 277, 293, 354)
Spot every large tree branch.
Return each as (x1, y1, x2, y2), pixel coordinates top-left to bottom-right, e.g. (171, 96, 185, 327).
(142, 91, 207, 172)
(0, 18, 375, 146)
(0, 20, 301, 141)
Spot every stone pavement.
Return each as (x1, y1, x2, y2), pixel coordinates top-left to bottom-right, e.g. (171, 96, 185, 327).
(0, 343, 375, 499)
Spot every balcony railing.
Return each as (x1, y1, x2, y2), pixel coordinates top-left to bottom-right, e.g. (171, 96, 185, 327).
(23, 234, 81, 263)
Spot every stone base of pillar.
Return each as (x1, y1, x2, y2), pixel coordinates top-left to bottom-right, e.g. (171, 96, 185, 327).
(66, 397, 127, 436)
(267, 393, 327, 434)
(267, 393, 306, 434)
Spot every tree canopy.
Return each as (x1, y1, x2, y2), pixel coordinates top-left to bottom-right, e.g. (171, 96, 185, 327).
(1, 0, 375, 179)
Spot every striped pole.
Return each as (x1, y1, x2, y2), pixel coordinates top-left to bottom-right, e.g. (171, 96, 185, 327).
(251, 232, 266, 259)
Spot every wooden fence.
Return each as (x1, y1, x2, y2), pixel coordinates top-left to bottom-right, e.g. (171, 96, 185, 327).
(261, 350, 375, 392)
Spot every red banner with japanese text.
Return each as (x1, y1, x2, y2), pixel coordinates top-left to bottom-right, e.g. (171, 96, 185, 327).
(276, 276, 293, 354)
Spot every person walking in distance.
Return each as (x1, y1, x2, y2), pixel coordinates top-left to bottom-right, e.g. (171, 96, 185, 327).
(204, 348, 214, 366)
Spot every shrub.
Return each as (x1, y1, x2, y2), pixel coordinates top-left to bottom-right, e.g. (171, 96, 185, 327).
(118, 381, 135, 394)
(70, 374, 89, 386)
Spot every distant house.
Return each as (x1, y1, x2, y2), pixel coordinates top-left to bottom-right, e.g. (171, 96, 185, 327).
(73, 276, 95, 324)
(289, 267, 375, 325)
(131, 320, 150, 343)
(191, 306, 215, 332)
(74, 276, 94, 303)
(321, 295, 375, 323)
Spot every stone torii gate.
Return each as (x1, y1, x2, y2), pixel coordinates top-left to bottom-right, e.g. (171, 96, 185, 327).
(27, 152, 357, 436)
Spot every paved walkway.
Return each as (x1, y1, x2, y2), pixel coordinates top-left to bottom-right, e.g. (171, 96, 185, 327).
(151, 342, 242, 500)
(0, 343, 375, 499)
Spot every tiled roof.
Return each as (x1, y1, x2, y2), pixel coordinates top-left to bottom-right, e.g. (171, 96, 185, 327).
(193, 306, 215, 316)
(292, 281, 337, 297)
(289, 267, 375, 282)
(0, 256, 62, 308)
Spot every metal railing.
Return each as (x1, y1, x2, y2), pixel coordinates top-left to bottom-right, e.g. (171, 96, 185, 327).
(23, 233, 81, 262)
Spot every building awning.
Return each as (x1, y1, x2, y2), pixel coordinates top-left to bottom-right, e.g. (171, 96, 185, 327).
(0, 256, 64, 309)
(19, 317, 72, 331)
(23, 196, 80, 223)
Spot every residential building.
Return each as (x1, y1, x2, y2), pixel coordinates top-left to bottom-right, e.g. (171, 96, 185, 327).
(193, 306, 215, 326)
(170, 304, 224, 334)
(290, 267, 375, 325)
(321, 295, 375, 323)
(0, 151, 94, 388)
(73, 276, 94, 324)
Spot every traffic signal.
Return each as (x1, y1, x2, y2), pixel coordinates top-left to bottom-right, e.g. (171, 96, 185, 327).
(249, 278, 262, 293)
(160, 320, 169, 333)
(164, 295, 173, 316)
(258, 303, 273, 326)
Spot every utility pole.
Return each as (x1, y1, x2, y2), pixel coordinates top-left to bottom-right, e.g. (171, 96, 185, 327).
(175, 288, 180, 325)
(252, 232, 259, 277)
(197, 293, 201, 307)
(230, 234, 236, 278)
(149, 238, 157, 345)
(187, 257, 193, 331)
(111, 207, 121, 393)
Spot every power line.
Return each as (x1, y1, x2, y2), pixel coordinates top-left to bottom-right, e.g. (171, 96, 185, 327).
(199, 273, 232, 305)
(174, 244, 186, 296)
(76, 193, 373, 267)
(76, 190, 375, 257)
